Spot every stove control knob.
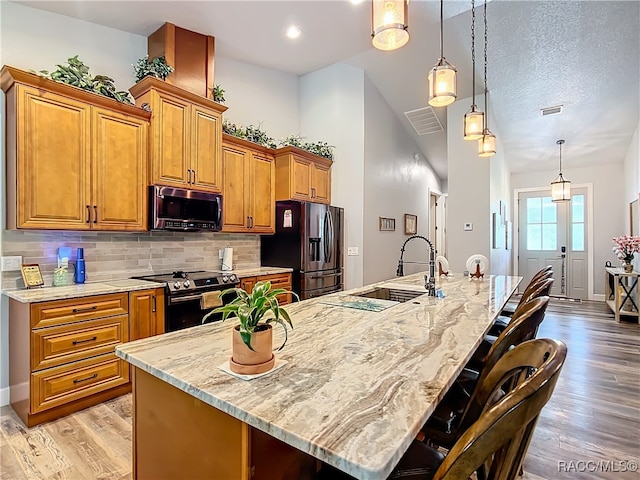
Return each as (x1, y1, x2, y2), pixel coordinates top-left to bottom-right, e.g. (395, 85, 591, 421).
(173, 282, 181, 290)
(229, 274, 238, 282)
(183, 280, 190, 288)
(222, 275, 229, 283)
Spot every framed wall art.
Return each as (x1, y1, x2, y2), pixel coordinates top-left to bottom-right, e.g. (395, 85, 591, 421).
(379, 217, 396, 231)
(404, 214, 417, 235)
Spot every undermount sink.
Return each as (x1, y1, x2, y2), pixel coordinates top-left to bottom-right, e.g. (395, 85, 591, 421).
(353, 287, 425, 303)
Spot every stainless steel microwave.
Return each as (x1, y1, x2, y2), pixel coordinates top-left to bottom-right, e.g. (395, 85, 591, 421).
(149, 185, 223, 231)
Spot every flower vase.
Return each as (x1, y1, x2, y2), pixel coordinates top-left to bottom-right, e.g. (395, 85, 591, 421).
(623, 262, 634, 273)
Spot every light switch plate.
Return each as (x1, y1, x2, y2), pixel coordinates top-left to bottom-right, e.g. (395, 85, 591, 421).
(464, 223, 473, 231)
(218, 249, 224, 259)
(347, 247, 359, 256)
(1, 256, 23, 272)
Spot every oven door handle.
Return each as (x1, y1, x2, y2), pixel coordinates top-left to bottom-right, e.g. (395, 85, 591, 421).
(168, 294, 204, 304)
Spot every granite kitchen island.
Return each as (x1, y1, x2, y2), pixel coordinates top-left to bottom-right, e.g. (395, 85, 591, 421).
(116, 271, 521, 480)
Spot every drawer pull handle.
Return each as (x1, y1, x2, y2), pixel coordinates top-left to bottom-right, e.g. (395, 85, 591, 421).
(72, 306, 98, 313)
(72, 336, 98, 345)
(73, 373, 98, 384)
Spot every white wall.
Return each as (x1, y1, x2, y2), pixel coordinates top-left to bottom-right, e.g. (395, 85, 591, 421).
(446, 97, 491, 273)
(512, 163, 625, 295)
(215, 56, 299, 140)
(299, 64, 365, 290)
(489, 141, 512, 275)
(363, 76, 441, 283)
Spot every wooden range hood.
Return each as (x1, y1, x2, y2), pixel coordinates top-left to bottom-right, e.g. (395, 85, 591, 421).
(148, 22, 215, 98)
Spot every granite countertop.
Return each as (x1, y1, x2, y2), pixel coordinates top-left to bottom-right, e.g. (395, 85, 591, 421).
(116, 272, 521, 480)
(3, 279, 164, 303)
(2, 266, 293, 303)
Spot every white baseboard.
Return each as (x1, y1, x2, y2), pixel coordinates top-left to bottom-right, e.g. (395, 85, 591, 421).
(592, 294, 605, 302)
(0, 386, 9, 407)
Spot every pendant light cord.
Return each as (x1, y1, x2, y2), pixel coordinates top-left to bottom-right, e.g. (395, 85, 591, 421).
(471, 0, 476, 109)
(483, 0, 489, 130)
(559, 141, 563, 174)
(439, 0, 444, 60)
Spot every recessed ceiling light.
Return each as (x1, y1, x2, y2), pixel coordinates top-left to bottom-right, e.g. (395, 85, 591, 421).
(285, 26, 302, 39)
(350, 0, 366, 4)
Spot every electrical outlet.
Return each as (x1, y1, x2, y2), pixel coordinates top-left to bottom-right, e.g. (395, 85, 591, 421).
(347, 247, 359, 256)
(218, 249, 225, 259)
(464, 223, 473, 231)
(1, 256, 23, 272)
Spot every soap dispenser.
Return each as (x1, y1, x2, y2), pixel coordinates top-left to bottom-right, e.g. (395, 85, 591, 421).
(74, 248, 86, 284)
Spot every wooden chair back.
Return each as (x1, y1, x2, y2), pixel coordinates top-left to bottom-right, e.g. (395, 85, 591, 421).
(514, 278, 554, 318)
(517, 272, 553, 308)
(434, 338, 567, 480)
(479, 295, 550, 385)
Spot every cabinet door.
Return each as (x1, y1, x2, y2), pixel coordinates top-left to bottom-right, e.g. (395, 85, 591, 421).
(222, 145, 249, 231)
(129, 289, 165, 341)
(249, 153, 275, 233)
(239, 277, 257, 294)
(92, 107, 148, 230)
(311, 162, 331, 205)
(151, 91, 190, 187)
(15, 85, 91, 229)
(191, 105, 222, 192)
(291, 155, 312, 201)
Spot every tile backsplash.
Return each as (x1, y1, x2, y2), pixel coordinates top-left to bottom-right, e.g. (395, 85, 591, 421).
(1, 230, 261, 289)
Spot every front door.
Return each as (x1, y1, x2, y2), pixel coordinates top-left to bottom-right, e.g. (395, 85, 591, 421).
(517, 187, 588, 300)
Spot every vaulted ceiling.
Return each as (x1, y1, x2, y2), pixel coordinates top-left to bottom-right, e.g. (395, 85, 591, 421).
(11, 0, 640, 181)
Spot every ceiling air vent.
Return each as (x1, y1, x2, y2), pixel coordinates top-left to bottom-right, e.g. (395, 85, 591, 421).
(541, 105, 563, 116)
(404, 106, 444, 135)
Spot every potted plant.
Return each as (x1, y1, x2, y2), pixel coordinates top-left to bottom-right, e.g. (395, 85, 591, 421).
(210, 84, 226, 103)
(202, 281, 298, 374)
(133, 55, 174, 82)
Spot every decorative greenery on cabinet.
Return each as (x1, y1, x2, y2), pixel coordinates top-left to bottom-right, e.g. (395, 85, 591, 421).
(33, 55, 133, 104)
(133, 55, 174, 83)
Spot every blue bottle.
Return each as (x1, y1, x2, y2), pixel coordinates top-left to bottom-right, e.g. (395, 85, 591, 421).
(74, 248, 86, 284)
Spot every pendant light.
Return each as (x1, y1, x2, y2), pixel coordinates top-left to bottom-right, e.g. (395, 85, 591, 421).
(463, 0, 484, 140)
(478, 0, 496, 157)
(551, 140, 571, 202)
(428, 0, 457, 107)
(372, 0, 409, 51)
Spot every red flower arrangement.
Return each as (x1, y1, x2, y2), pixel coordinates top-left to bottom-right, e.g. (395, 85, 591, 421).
(612, 235, 640, 263)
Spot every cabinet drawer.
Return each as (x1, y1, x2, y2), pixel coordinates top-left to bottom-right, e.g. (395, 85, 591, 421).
(31, 353, 129, 414)
(32, 314, 128, 371)
(258, 273, 291, 287)
(31, 293, 128, 329)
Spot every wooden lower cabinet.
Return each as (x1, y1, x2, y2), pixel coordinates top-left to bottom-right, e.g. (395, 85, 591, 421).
(240, 272, 293, 305)
(133, 368, 316, 480)
(129, 288, 165, 341)
(8, 293, 132, 427)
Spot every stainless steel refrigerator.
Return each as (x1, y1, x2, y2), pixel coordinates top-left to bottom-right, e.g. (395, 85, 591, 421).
(261, 201, 344, 300)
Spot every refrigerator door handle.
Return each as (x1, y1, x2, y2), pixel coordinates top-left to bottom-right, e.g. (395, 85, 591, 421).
(324, 210, 333, 263)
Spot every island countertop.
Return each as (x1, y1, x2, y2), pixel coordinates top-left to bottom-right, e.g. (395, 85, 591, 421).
(116, 272, 521, 480)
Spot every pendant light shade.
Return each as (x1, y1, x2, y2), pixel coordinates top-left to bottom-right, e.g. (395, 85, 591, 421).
(551, 139, 571, 202)
(478, 130, 496, 157)
(372, 0, 409, 51)
(428, 0, 457, 107)
(477, 1, 496, 157)
(464, 108, 484, 140)
(463, 0, 484, 141)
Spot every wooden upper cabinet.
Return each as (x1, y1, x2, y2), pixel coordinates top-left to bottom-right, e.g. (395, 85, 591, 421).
(92, 107, 148, 230)
(129, 76, 227, 193)
(221, 134, 275, 234)
(0, 66, 151, 231)
(274, 147, 333, 205)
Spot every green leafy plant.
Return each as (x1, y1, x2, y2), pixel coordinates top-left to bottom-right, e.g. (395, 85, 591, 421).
(279, 136, 335, 160)
(133, 55, 174, 82)
(222, 120, 277, 149)
(203, 281, 298, 350)
(34, 56, 133, 104)
(210, 84, 226, 103)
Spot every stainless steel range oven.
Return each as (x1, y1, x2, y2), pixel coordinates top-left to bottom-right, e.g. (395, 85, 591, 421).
(133, 271, 240, 332)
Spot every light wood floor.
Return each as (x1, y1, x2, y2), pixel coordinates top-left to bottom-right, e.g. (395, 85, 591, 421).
(1, 300, 638, 480)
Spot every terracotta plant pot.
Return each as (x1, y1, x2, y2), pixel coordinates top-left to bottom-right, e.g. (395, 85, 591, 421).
(230, 324, 275, 375)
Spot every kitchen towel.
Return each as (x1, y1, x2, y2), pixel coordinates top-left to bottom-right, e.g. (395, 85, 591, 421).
(221, 247, 233, 271)
(201, 291, 223, 309)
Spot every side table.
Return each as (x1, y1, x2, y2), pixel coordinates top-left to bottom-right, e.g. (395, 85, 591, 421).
(605, 267, 639, 322)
